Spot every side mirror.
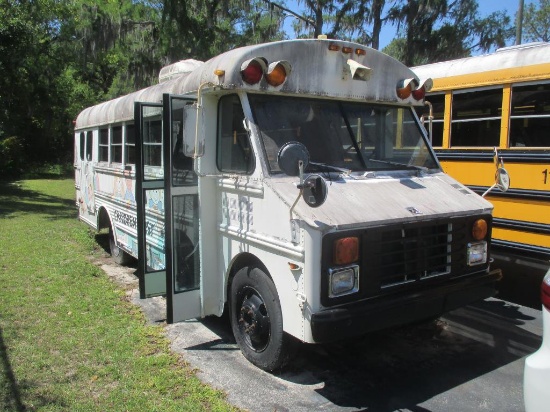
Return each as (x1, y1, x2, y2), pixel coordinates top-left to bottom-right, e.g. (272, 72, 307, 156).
(183, 102, 204, 158)
(482, 148, 510, 197)
(495, 167, 510, 192)
(277, 141, 309, 176)
(301, 174, 328, 208)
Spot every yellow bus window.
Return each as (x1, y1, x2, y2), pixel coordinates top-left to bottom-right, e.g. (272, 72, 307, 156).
(415, 94, 445, 146)
(451, 88, 502, 147)
(510, 83, 550, 147)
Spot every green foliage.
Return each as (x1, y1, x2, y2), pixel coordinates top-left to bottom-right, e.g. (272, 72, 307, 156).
(0, 0, 521, 172)
(383, 0, 514, 65)
(523, 0, 550, 42)
(0, 136, 25, 177)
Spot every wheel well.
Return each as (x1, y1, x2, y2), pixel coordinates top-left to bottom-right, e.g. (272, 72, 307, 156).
(97, 207, 112, 231)
(226, 253, 270, 294)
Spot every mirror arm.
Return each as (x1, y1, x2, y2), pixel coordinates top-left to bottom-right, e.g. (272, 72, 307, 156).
(481, 184, 497, 198)
(290, 160, 305, 220)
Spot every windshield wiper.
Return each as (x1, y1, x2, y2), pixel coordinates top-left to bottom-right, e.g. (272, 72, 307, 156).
(368, 159, 428, 172)
(306, 161, 351, 175)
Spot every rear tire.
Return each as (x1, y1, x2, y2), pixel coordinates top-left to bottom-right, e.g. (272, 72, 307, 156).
(229, 265, 293, 371)
(109, 226, 132, 265)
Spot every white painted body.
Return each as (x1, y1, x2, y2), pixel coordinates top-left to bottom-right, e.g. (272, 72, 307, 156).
(524, 270, 550, 412)
(75, 39, 495, 346)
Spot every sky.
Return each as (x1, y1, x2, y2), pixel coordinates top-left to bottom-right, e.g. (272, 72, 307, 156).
(281, 0, 536, 50)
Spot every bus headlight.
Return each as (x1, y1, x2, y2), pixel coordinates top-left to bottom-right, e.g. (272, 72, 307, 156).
(329, 265, 359, 297)
(467, 241, 487, 266)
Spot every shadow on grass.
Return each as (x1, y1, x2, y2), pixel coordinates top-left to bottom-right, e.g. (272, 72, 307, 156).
(1, 326, 67, 411)
(0, 327, 25, 411)
(0, 181, 76, 220)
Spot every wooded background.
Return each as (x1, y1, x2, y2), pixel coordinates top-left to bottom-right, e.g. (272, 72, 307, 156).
(1, 0, 548, 176)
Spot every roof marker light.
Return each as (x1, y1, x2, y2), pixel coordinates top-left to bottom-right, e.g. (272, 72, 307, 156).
(355, 48, 366, 56)
(240, 58, 267, 85)
(266, 61, 291, 87)
(342, 46, 353, 54)
(329, 44, 340, 51)
(396, 78, 419, 99)
(412, 78, 433, 100)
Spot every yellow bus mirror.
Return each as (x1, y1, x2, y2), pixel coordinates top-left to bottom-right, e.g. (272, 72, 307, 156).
(482, 166, 510, 197)
(495, 167, 510, 192)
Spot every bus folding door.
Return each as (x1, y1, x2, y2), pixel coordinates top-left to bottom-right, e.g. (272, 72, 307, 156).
(135, 102, 167, 299)
(162, 94, 201, 323)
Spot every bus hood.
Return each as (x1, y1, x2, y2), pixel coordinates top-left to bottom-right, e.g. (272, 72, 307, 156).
(268, 171, 493, 231)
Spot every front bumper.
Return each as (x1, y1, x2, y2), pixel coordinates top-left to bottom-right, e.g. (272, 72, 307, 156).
(310, 269, 502, 343)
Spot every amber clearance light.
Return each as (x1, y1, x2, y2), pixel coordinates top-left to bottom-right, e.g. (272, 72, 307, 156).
(472, 219, 488, 241)
(265, 61, 291, 87)
(333, 237, 359, 265)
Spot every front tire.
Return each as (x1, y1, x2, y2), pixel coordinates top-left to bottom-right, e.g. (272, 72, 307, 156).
(109, 226, 132, 265)
(229, 266, 293, 371)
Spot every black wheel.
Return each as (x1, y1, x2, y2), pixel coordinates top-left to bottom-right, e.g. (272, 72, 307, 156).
(229, 266, 293, 371)
(109, 226, 132, 265)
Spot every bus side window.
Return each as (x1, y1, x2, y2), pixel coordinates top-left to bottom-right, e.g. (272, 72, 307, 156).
(99, 128, 109, 162)
(79, 132, 85, 161)
(510, 83, 550, 147)
(217, 95, 254, 174)
(86, 131, 93, 161)
(451, 89, 501, 147)
(125, 124, 135, 164)
(111, 126, 123, 164)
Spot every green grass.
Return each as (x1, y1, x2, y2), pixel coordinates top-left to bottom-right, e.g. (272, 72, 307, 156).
(0, 179, 237, 411)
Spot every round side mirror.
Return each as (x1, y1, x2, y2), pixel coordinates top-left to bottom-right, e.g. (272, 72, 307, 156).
(277, 142, 309, 176)
(495, 167, 510, 192)
(302, 174, 328, 208)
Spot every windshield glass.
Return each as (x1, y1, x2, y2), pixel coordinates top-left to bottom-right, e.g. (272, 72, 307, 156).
(248, 94, 438, 174)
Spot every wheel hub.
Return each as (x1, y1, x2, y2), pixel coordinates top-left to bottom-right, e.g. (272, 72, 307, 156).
(238, 291, 270, 350)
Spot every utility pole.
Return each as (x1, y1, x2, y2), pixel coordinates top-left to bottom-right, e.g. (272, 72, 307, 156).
(516, 0, 524, 45)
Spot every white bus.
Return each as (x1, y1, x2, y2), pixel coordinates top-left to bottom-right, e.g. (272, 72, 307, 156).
(75, 39, 502, 371)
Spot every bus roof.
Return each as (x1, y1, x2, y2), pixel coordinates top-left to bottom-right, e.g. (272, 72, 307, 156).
(75, 39, 423, 130)
(412, 42, 550, 91)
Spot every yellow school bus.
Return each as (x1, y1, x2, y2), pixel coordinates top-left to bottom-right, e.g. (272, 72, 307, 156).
(413, 43, 550, 270)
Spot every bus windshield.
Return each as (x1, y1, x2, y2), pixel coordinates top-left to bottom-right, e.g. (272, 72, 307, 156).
(249, 94, 438, 174)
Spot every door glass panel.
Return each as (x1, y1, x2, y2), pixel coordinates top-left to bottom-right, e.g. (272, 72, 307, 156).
(173, 194, 200, 293)
(142, 106, 163, 180)
(144, 188, 166, 271)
